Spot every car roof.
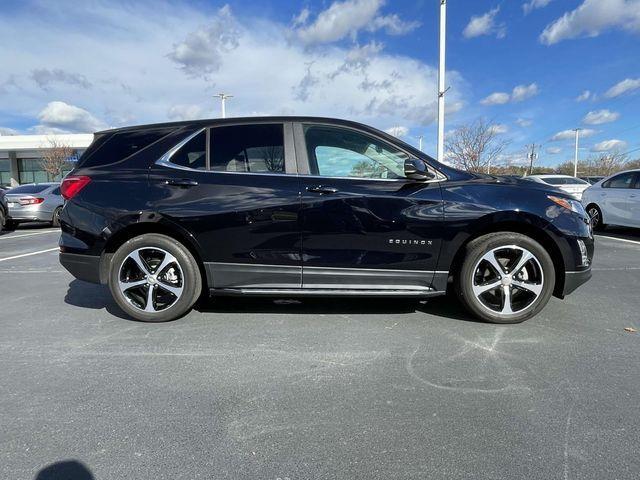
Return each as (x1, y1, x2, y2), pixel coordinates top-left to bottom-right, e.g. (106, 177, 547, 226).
(96, 116, 391, 136)
(528, 174, 575, 179)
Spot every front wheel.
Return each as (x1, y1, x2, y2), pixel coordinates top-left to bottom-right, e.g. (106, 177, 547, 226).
(456, 232, 555, 324)
(586, 204, 605, 231)
(108, 233, 202, 322)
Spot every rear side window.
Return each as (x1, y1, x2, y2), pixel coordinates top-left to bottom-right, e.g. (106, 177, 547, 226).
(543, 178, 567, 185)
(51, 187, 61, 196)
(210, 124, 284, 173)
(603, 173, 636, 189)
(79, 128, 172, 168)
(8, 184, 49, 194)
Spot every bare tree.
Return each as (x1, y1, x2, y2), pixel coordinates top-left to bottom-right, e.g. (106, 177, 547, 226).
(40, 138, 74, 180)
(445, 118, 510, 173)
(588, 150, 628, 176)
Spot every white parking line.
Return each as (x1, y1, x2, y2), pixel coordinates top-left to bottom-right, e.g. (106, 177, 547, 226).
(0, 247, 59, 262)
(596, 235, 640, 246)
(0, 229, 60, 241)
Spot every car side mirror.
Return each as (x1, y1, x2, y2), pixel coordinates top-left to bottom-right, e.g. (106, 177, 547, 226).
(404, 158, 435, 181)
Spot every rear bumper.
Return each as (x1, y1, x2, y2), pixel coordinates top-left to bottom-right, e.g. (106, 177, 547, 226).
(8, 208, 53, 222)
(59, 252, 101, 284)
(562, 268, 592, 296)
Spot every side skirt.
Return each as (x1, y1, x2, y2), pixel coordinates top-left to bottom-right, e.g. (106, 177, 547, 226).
(210, 288, 447, 298)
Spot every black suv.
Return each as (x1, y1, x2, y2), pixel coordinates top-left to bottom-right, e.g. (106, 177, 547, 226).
(59, 117, 593, 323)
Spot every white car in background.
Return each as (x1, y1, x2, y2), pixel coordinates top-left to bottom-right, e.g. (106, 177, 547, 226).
(581, 169, 640, 230)
(526, 175, 591, 199)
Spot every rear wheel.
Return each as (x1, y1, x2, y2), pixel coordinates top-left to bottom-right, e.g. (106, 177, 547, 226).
(0, 210, 5, 232)
(456, 232, 555, 324)
(586, 204, 605, 231)
(108, 234, 202, 322)
(51, 207, 62, 227)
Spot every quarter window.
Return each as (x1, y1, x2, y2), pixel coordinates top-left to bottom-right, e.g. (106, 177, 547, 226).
(170, 131, 207, 170)
(209, 124, 285, 173)
(304, 126, 408, 179)
(603, 173, 636, 189)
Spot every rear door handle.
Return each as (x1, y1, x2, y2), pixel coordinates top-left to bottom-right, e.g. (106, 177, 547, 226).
(307, 185, 338, 194)
(163, 178, 198, 187)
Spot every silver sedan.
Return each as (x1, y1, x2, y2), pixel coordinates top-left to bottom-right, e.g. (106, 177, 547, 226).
(5, 183, 64, 227)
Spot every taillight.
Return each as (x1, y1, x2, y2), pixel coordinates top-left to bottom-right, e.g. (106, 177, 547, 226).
(19, 197, 45, 205)
(61, 175, 91, 200)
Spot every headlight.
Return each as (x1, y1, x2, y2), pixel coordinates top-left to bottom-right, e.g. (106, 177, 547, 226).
(547, 195, 586, 216)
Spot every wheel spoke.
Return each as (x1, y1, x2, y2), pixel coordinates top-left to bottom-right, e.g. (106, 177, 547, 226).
(118, 278, 147, 292)
(472, 280, 501, 296)
(511, 250, 533, 276)
(154, 252, 178, 275)
(480, 250, 505, 276)
(512, 280, 543, 296)
(144, 285, 156, 312)
(157, 282, 183, 297)
(129, 250, 152, 276)
(501, 285, 513, 314)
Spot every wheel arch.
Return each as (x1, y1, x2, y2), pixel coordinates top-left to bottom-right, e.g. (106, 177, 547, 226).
(99, 220, 208, 290)
(445, 215, 567, 298)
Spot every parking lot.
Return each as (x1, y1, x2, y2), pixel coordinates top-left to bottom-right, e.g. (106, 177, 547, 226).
(1, 226, 638, 479)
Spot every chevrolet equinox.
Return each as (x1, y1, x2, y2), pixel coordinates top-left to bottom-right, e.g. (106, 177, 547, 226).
(59, 117, 593, 323)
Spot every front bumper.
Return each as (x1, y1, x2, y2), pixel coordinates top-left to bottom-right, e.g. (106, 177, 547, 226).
(562, 268, 592, 296)
(60, 252, 102, 284)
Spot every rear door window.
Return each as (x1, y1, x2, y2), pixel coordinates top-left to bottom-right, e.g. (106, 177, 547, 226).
(209, 124, 285, 173)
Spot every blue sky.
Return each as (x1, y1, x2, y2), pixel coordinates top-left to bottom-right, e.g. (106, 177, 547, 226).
(0, 0, 639, 167)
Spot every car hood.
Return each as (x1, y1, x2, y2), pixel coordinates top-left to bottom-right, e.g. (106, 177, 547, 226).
(463, 172, 571, 197)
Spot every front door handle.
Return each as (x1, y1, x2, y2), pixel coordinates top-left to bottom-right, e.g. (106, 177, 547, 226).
(163, 178, 199, 187)
(307, 185, 338, 194)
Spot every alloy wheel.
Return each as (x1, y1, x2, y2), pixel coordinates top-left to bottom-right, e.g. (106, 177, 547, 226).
(471, 245, 544, 316)
(588, 207, 600, 227)
(118, 247, 184, 313)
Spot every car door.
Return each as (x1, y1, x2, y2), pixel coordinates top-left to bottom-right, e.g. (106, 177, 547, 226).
(600, 172, 637, 226)
(628, 173, 640, 227)
(148, 122, 303, 289)
(294, 122, 444, 291)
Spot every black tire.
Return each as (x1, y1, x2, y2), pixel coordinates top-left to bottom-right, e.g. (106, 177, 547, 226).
(0, 209, 5, 232)
(586, 204, 606, 231)
(51, 207, 62, 228)
(4, 219, 18, 231)
(456, 232, 555, 324)
(108, 233, 202, 322)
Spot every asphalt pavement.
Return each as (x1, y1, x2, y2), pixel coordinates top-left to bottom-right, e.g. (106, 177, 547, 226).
(0, 225, 638, 479)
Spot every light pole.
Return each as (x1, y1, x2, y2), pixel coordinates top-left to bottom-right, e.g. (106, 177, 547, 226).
(573, 128, 581, 177)
(437, 0, 447, 163)
(418, 135, 423, 152)
(214, 93, 233, 118)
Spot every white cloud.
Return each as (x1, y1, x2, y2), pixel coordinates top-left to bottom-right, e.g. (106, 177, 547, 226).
(36, 101, 106, 133)
(489, 123, 509, 134)
(591, 139, 628, 151)
(292, 8, 310, 27)
(31, 69, 92, 90)
(515, 118, 533, 127)
(0, 127, 19, 136)
(0, 1, 464, 136)
(551, 128, 596, 141)
(463, 7, 506, 39)
(384, 126, 408, 137)
(480, 92, 510, 106)
(604, 77, 640, 98)
(293, 0, 418, 45)
(546, 146, 562, 154)
(576, 90, 593, 101)
(523, 0, 553, 15)
(168, 104, 206, 121)
(480, 83, 539, 106)
(167, 5, 240, 78)
(540, 0, 640, 45)
(511, 83, 539, 102)
(582, 109, 620, 125)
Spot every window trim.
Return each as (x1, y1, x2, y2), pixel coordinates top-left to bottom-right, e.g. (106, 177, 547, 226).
(294, 122, 445, 183)
(156, 122, 297, 176)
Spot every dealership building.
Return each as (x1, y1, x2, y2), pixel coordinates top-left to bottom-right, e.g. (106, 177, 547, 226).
(0, 133, 93, 187)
